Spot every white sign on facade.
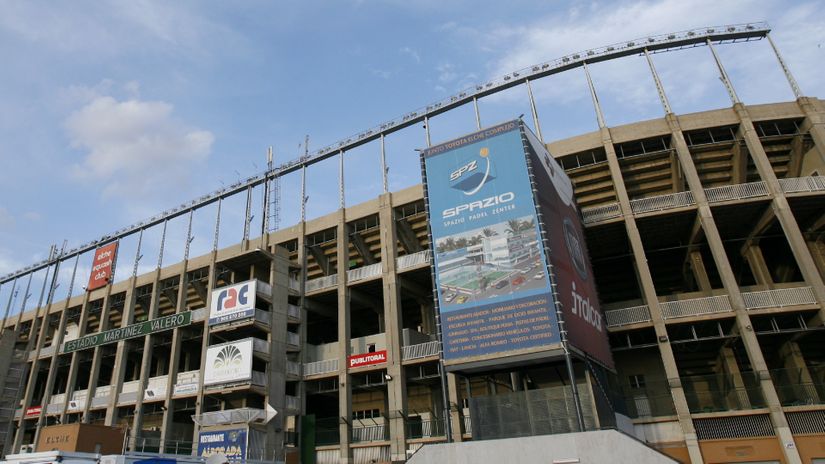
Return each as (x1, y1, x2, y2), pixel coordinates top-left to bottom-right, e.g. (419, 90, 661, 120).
(203, 338, 253, 386)
(209, 280, 257, 326)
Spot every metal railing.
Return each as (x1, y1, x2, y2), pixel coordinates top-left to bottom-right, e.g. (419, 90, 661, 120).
(581, 202, 622, 224)
(286, 361, 301, 377)
(405, 418, 445, 439)
(621, 381, 677, 419)
(287, 304, 301, 321)
(771, 367, 824, 406)
(305, 274, 338, 292)
(401, 341, 440, 360)
(352, 424, 389, 443)
(129, 436, 194, 455)
(704, 181, 768, 203)
(660, 295, 732, 319)
(742, 286, 816, 309)
(629, 191, 695, 214)
(194, 407, 271, 427)
(462, 415, 472, 435)
(397, 250, 432, 270)
(287, 331, 300, 347)
(285, 395, 300, 411)
(304, 359, 339, 376)
(604, 305, 651, 328)
(779, 176, 825, 194)
(682, 372, 765, 413)
(347, 263, 383, 283)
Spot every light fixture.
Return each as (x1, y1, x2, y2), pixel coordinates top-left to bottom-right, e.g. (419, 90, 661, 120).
(384, 374, 393, 381)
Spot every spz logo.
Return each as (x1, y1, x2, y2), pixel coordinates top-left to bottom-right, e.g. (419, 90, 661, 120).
(450, 159, 477, 181)
(217, 285, 249, 311)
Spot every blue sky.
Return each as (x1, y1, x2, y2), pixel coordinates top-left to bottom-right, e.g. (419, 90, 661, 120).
(0, 0, 823, 311)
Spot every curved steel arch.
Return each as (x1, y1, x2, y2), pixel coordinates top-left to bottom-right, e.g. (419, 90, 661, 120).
(0, 22, 771, 284)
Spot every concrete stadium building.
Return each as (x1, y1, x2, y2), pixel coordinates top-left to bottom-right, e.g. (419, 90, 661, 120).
(0, 23, 823, 464)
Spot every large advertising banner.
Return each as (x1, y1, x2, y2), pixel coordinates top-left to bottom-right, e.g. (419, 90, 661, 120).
(204, 339, 254, 386)
(87, 242, 118, 291)
(197, 428, 248, 461)
(422, 120, 561, 366)
(210, 280, 257, 326)
(523, 126, 614, 369)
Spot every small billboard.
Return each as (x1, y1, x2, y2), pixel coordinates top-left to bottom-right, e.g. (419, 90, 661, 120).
(203, 339, 254, 386)
(197, 428, 248, 462)
(209, 280, 257, 326)
(87, 242, 118, 291)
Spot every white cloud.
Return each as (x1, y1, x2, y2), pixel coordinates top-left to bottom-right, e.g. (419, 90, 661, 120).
(22, 212, 41, 222)
(65, 91, 214, 210)
(437, 63, 458, 83)
(0, 248, 21, 275)
(400, 46, 421, 64)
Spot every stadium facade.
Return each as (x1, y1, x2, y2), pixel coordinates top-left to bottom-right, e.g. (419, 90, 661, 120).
(0, 23, 824, 464)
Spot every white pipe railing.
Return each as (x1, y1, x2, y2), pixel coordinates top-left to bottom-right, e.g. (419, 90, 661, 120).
(630, 191, 695, 214)
(779, 176, 825, 194)
(397, 250, 432, 270)
(604, 305, 651, 328)
(704, 181, 768, 203)
(305, 275, 338, 292)
(660, 295, 732, 319)
(401, 341, 441, 360)
(347, 263, 383, 282)
(303, 359, 339, 376)
(742, 286, 816, 310)
(581, 203, 622, 224)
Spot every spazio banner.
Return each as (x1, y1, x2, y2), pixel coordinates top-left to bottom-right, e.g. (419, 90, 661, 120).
(421, 120, 612, 369)
(422, 120, 561, 367)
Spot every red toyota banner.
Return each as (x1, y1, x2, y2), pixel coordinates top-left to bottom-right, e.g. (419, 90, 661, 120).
(348, 350, 387, 369)
(87, 242, 118, 291)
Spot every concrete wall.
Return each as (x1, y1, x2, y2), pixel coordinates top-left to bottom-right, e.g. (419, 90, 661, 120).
(407, 429, 678, 464)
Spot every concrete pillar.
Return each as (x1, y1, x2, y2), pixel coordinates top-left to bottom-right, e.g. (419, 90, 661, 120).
(716, 347, 751, 409)
(743, 245, 774, 287)
(793, 97, 825, 165)
(594, 124, 703, 463)
(105, 279, 137, 426)
(336, 213, 353, 464)
(59, 290, 92, 425)
(808, 240, 825, 281)
(79, 289, 116, 425)
(378, 193, 409, 462)
(129, 270, 162, 446)
(446, 373, 463, 442)
(191, 254, 218, 443)
(779, 341, 820, 404)
(689, 251, 713, 292)
(267, 248, 291, 462)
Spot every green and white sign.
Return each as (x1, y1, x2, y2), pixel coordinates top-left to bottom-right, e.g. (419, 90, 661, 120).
(62, 311, 192, 353)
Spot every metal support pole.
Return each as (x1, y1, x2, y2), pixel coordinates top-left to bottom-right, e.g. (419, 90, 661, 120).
(707, 39, 740, 105)
(184, 210, 194, 261)
(1, 279, 17, 334)
(525, 79, 544, 143)
(243, 186, 253, 242)
(14, 273, 33, 327)
(339, 150, 345, 209)
(644, 48, 673, 115)
(301, 165, 307, 222)
(157, 220, 168, 269)
(213, 198, 222, 251)
(473, 97, 481, 130)
(132, 229, 144, 278)
(766, 34, 802, 99)
(380, 134, 388, 194)
(582, 62, 606, 129)
(424, 116, 432, 147)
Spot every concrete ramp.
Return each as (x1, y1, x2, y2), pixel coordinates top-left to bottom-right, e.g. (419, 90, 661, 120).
(407, 429, 677, 464)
